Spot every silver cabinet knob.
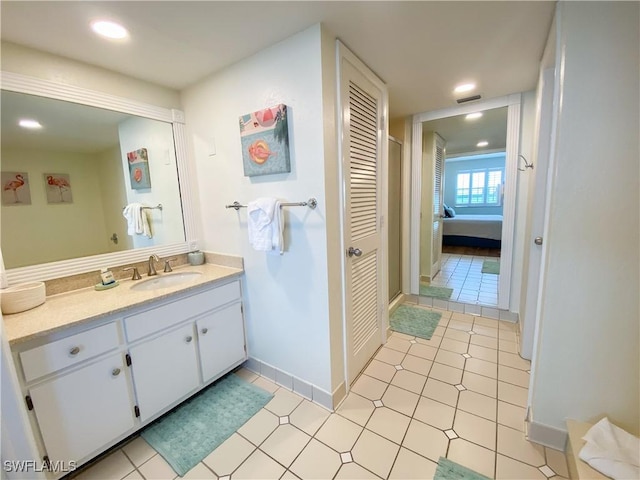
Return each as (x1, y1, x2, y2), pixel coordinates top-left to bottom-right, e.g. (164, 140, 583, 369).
(69, 346, 80, 356)
(201, 328, 208, 335)
(185, 336, 193, 343)
(534, 237, 543, 246)
(347, 247, 362, 257)
(112, 368, 121, 377)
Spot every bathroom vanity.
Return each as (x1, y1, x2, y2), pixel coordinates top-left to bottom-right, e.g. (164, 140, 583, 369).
(4, 263, 246, 477)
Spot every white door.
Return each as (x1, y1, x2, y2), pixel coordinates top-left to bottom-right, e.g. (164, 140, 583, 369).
(431, 135, 445, 278)
(521, 67, 555, 359)
(29, 353, 134, 464)
(197, 303, 246, 383)
(129, 324, 199, 422)
(339, 43, 387, 385)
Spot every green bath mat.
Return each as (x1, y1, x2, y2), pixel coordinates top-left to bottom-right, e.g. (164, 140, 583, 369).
(434, 457, 491, 480)
(419, 284, 454, 299)
(481, 260, 500, 275)
(141, 374, 273, 476)
(390, 304, 441, 340)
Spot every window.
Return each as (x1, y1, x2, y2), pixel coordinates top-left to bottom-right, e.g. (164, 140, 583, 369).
(455, 168, 503, 206)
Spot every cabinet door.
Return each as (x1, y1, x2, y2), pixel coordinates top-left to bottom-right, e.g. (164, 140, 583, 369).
(129, 324, 199, 422)
(197, 303, 246, 383)
(29, 353, 134, 464)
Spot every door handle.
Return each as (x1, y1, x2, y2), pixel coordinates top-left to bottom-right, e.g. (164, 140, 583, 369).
(347, 247, 362, 257)
(534, 237, 543, 246)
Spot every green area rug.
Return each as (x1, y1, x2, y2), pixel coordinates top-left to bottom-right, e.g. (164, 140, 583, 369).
(434, 457, 491, 480)
(141, 374, 273, 476)
(390, 304, 441, 340)
(419, 284, 454, 299)
(482, 260, 500, 274)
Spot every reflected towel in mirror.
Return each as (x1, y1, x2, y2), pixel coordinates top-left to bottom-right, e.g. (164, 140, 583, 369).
(123, 203, 152, 238)
(247, 197, 283, 255)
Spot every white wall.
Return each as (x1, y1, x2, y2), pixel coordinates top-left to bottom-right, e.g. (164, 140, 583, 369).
(181, 25, 337, 393)
(117, 117, 185, 249)
(530, 1, 639, 437)
(1, 42, 180, 109)
(1, 148, 111, 268)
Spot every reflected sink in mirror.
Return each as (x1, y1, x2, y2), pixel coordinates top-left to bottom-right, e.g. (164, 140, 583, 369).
(129, 272, 202, 291)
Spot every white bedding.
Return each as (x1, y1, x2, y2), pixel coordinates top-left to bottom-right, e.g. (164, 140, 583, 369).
(443, 214, 503, 240)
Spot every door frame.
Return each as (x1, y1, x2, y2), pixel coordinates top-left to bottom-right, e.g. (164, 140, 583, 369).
(336, 41, 389, 389)
(388, 135, 403, 304)
(410, 93, 522, 310)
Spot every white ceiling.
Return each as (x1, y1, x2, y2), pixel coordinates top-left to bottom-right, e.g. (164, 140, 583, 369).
(0, 1, 555, 119)
(423, 106, 508, 157)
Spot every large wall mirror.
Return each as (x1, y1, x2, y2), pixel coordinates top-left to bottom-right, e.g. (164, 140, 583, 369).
(1, 72, 197, 284)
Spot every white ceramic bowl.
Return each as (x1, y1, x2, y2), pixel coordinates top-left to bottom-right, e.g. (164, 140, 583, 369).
(1, 281, 46, 314)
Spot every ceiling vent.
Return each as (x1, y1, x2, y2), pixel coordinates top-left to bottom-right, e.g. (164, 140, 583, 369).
(456, 95, 482, 104)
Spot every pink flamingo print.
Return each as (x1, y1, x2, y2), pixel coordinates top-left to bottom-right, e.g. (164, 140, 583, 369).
(3, 174, 25, 203)
(47, 175, 71, 202)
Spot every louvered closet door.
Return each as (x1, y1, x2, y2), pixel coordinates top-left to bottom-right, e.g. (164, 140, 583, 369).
(431, 136, 445, 278)
(341, 58, 384, 385)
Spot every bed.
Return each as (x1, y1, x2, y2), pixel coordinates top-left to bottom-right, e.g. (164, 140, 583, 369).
(442, 214, 503, 248)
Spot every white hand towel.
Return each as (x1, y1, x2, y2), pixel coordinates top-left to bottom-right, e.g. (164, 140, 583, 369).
(122, 203, 153, 238)
(247, 197, 284, 254)
(579, 417, 640, 480)
(269, 200, 284, 256)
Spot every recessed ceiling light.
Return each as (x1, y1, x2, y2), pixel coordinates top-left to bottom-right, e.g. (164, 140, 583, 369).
(477, 141, 489, 147)
(91, 20, 129, 40)
(466, 112, 483, 120)
(19, 119, 42, 129)
(454, 83, 476, 94)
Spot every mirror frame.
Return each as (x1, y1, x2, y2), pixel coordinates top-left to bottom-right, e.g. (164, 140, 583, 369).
(1, 71, 199, 284)
(410, 93, 522, 310)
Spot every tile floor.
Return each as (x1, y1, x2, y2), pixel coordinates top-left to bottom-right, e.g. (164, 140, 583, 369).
(73, 307, 570, 480)
(427, 254, 500, 306)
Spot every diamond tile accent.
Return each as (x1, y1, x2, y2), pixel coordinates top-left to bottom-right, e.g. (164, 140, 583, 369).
(340, 452, 353, 464)
(220, 476, 230, 480)
(410, 340, 417, 344)
(539, 465, 556, 477)
(468, 330, 476, 335)
(445, 429, 459, 440)
(395, 365, 404, 370)
(455, 384, 466, 391)
(279, 416, 290, 425)
(462, 353, 472, 359)
(373, 399, 384, 408)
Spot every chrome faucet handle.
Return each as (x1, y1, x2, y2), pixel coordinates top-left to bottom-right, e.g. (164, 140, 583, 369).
(164, 258, 177, 273)
(148, 254, 160, 276)
(123, 266, 141, 280)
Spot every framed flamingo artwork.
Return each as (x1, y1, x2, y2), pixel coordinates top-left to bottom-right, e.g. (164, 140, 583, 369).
(44, 173, 73, 204)
(1, 171, 31, 205)
(239, 104, 290, 177)
(127, 147, 152, 190)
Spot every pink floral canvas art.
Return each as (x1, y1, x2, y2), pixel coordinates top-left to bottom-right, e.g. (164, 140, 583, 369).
(239, 104, 290, 177)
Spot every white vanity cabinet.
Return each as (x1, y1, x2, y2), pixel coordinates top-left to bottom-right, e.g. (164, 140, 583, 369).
(12, 276, 246, 478)
(28, 353, 135, 466)
(197, 302, 246, 383)
(128, 323, 200, 422)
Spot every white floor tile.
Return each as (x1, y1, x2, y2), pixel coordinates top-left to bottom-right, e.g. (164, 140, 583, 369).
(402, 419, 448, 463)
(289, 400, 331, 436)
(497, 424, 546, 467)
(389, 447, 438, 480)
(121, 437, 156, 468)
(260, 424, 310, 467)
(365, 406, 411, 444)
(76, 450, 135, 480)
(496, 454, 547, 479)
(351, 374, 388, 401)
(202, 433, 255, 476)
(351, 429, 400, 479)
(381, 385, 420, 417)
(422, 378, 460, 407)
(335, 462, 381, 479)
(336, 392, 375, 426)
(453, 409, 497, 450)
(390, 369, 427, 394)
(447, 438, 496, 479)
(401, 354, 433, 376)
(413, 396, 455, 430)
(457, 390, 497, 421)
(289, 438, 341, 480)
(138, 454, 177, 480)
(315, 413, 363, 453)
(181, 463, 217, 480)
(232, 449, 285, 480)
(364, 359, 398, 383)
(264, 388, 304, 417)
(237, 408, 279, 446)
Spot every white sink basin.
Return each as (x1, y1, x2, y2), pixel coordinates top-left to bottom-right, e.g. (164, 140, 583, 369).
(130, 272, 203, 291)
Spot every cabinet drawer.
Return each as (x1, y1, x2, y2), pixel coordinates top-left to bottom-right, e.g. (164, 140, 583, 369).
(20, 323, 120, 383)
(124, 281, 240, 342)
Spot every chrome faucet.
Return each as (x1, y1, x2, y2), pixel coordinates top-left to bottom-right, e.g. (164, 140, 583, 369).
(147, 254, 160, 276)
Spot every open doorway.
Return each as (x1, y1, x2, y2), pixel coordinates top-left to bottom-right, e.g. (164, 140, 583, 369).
(410, 94, 522, 311)
(420, 107, 507, 306)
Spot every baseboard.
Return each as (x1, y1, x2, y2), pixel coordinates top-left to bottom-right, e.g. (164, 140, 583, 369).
(413, 294, 520, 322)
(526, 416, 568, 451)
(243, 357, 337, 411)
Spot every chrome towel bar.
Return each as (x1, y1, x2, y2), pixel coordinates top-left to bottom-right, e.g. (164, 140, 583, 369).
(225, 198, 317, 211)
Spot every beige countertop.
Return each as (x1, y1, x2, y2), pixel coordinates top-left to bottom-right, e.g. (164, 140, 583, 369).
(3, 263, 243, 346)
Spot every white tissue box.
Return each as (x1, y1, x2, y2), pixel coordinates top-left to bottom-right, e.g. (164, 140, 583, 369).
(1, 281, 46, 314)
